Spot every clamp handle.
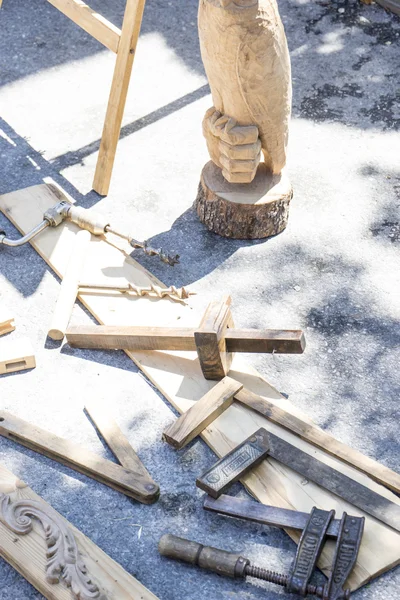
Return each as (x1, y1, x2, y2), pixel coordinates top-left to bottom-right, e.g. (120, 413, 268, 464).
(158, 534, 249, 579)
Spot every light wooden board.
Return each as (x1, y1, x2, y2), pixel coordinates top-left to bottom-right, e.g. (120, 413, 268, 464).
(0, 305, 15, 336)
(0, 463, 158, 600)
(0, 337, 36, 375)
(1, 184, 400, 591)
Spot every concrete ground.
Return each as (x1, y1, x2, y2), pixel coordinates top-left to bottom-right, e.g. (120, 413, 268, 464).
(0, 0, 399, 598)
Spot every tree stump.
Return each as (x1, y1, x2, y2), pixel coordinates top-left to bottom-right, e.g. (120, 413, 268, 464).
(195, 161, 293, 240)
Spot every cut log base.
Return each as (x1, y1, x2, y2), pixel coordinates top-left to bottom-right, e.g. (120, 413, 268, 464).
(195, 161, 293, 239)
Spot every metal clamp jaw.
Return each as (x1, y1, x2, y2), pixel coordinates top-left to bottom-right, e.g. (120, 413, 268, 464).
(203, 495, 365, 600)
(288, 508, 364, 599)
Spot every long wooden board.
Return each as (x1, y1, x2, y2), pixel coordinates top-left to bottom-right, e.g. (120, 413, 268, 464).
(0, 305, 15, 336)
(0, 463, 158, 600)
(0, 337, 36, 375)
(1, 184, 400, 591)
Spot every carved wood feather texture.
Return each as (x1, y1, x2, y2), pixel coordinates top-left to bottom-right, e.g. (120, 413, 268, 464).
(0, 494, 108, 600)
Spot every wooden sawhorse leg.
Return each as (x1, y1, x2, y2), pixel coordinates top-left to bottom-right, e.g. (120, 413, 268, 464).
(93, 0, 146, 195)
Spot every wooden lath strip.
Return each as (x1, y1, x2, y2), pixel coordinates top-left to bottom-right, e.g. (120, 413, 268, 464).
(47, 0, 121, 53)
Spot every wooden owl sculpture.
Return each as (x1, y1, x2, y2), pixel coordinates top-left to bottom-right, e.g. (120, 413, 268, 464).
(198, 0, 292, 184)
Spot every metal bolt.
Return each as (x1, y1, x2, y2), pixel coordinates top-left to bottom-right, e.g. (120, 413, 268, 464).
(244, 564, 350, 599)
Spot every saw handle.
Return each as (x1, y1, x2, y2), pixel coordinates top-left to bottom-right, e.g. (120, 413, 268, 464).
(158, 534, 249, 578)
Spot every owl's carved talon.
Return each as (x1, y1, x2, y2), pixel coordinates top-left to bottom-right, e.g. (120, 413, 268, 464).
(224, 117, 237, 133)
(203, 107, 261, 183)
(220, 155, 259, 174)
(222, 169, 257, 184)
(220, 139, 262, 160)
(213, 115, 230, 132)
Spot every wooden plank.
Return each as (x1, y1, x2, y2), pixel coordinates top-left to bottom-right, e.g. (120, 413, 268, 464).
(47, 0, 121, 53)
(236, 387, 400, 495)
(67, 325, 197, 350)
(0, 411, 158, 504)
(84, 400, 159, 490)
(0, 338, 35, 375)
(0, 463, 158, 600)
(163, 377, 243, 449)
(0, 306, 15, 336)
(194, 295, 234, 380)
(93, 0, 146, 195)
(1, 184, 400, 591)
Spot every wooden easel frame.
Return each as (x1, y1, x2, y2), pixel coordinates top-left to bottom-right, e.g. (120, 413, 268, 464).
(2, 0, 146, 196)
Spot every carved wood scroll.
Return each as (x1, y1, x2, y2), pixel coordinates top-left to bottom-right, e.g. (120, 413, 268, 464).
(0, 493, 108, 600)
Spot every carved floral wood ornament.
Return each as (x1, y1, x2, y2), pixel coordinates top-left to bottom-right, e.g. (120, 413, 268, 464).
(0, 493, 108, 600)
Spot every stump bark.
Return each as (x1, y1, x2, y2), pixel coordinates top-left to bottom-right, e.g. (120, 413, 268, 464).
(195, 161, 293, 240)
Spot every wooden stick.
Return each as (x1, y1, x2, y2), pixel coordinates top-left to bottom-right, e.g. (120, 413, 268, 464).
(67, 325, 196, 350)
(225, 329, 305, 353)
(0, 411, 159, 504)
(93, 0, 146, 195)
(85, 400, 159, 491)
(0, 306, 15, 336)
(163, 377, 243, 449)
(47, 0, 121, 53)
(66, 324, 305, 353)
(0, 338, 36, 375)
(48, 229, 91, 341)
(0, 463, 159, 600)
(235, 387, 400, 495)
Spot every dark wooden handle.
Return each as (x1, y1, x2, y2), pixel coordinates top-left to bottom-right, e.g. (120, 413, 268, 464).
(158, 534, 248, 578)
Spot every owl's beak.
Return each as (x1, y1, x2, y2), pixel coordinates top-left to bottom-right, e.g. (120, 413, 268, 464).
(220, 0, 232, 6)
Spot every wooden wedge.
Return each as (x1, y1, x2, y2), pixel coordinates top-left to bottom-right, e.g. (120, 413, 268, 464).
(163, 377, 243, 449)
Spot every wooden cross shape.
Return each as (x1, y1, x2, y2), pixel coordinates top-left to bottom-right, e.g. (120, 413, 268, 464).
(66, 295, 305, 380)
